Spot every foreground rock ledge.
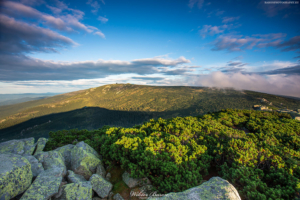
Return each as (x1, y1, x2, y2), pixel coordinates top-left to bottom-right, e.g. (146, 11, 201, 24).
(147, 177, 241, 200)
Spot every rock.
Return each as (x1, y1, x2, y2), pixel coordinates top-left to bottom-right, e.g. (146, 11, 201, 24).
(106, 172, 111, 181)
(20, 168, 63, 200)
(76, 141, 101, 159)
(108, 191, 114, 200)
(113, 193, 124, 200)
(92, 198, 102, 200)
(71, 142, 102, 180)
(23, 155, 44, 178)
(54, 144, 75, 170)
(0, 153, 32, 200)
(89, 174, 113, 198)
(147, 177, 241, 200)
(67, 170, 87, 183)
(37, 151, 67, 177)
(122, 171, 151, 188)
(53, 182, 93, 200)
(96, 164, 106, 178)
(33, 138, 48, 155)
(0, 137, 35, 156)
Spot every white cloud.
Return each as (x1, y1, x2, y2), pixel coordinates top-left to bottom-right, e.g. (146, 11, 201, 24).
(97, 16, 108, 23)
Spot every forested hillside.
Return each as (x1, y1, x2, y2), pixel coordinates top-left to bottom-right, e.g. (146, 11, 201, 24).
(1, 84, 299, 133)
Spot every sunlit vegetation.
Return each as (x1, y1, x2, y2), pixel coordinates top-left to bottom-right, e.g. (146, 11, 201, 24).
(44, 109, 300, 200)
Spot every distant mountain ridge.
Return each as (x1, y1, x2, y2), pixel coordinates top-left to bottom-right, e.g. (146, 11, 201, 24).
(0, 84, 299, 142)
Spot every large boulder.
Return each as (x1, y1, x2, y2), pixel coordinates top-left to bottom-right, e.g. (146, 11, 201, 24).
(23, 155, 44, 178)
(113, 193, 124, 200)
(33, 138, 48, 155)
(67, 170, 87, 183)
(20, 168, 64, 200)
(70, 142, 102, 180)
(0, 153, 33, 200)
(89, 174, 113, 198)
(122, 171, 151, 188)
(53, 144, 75, 170)
(34, 151, 67, 177)
(53, 182, 93, 200)
(147, 177, 241, 200)
(0, 138, 36, 156)
(76, 141, 101, 159)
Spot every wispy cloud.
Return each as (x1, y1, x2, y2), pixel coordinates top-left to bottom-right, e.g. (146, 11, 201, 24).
(87, 0, 105, 14)
(211, 33, 287, 52)
(199, 24, 232, 38)
(222, 16, 240, 23)
(0, 14, 77, 54)
(188, 0, 204, 9)
(2, 0, 105, 37)
(97, 16, 108, 23)
(0, 55, 191, 81)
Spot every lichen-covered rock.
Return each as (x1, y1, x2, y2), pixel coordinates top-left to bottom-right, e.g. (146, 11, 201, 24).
(0, 137, 35, 156)
(106, 172, 111, 181)
(33, 138, 48, 155)
(113, 193, 124, 200)
(23, 155, 44, 178)
(147, 177, 241, 200)
(71, 144, 102, 180)
(75, 141, 101, 159)
(89, 174, 113, 198)
(67, 170, 87, 183)
(34, 151, 67, 177)
(20, 138, 36, 155)
(122, 171, 151, 188)
(96, 164, 106, 178)
(20, 168, 63, 200)
(53, 182, 93, 200)
(0, 153, 32, 200)
(54, 144, 75, 170)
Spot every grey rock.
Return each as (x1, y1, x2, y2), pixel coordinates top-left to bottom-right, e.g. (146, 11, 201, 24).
(33, 138, 48, 155)
(53, 182, 93, 200)
(96, 164, 106, 178)
(37, 151, 67, 177)
(67, 170, 87, 183)
(20, 168, 63, 200)
(76, 141, 101, 159)
(147, 177, 241, 200)
(0, 137, 35, 156)
(0, 153, 32, 200)
(122, 171, 151, 188)
(23, 155, 44, 178)
(89, 174, 113, 198)
(106, 172, 111, 181)
(71, 143, 102, 180)
(113, 193, 124, 200)
(54, 144, 75, 170)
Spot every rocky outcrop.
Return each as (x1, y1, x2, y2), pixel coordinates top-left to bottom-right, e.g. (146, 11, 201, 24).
(147, 177, 241, 200)
(54, 181, 93, 200)
(53, 144, 74, 169)
(70, 142, 102, 180)
(67, 170, 87, 183)
(23, 155, 44, 178)
(0, 137, 36, 156)
(33, 138, 48, 155)
(0, 137, 242, 200)
(89, 174, 113, 198)
(0, 153, 32, 200)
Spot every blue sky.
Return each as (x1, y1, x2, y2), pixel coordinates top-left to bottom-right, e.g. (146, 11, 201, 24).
(0, 0, 300, 97)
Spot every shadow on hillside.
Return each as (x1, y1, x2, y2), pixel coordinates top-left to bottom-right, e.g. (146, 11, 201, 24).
(0, 106, 193, 143)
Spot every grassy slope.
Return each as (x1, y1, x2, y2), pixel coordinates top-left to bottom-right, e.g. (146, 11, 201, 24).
(0, 84, 299, 142)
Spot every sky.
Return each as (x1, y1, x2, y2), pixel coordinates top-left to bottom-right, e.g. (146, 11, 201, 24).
(0, 0, 300, 97)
